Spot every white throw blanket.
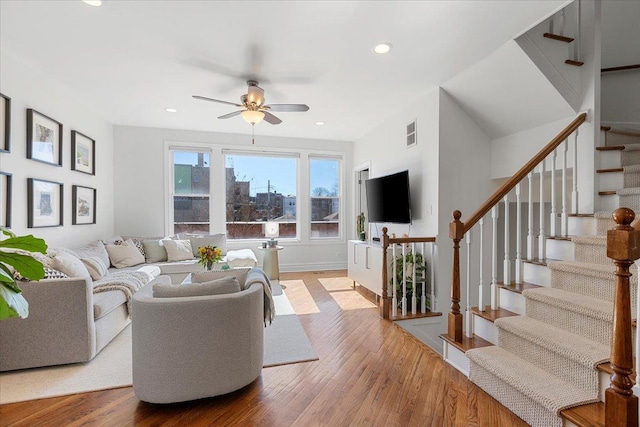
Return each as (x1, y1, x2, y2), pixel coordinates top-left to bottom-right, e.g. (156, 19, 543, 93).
(245, 268, 276, 326)
(93, 270, 153, 315)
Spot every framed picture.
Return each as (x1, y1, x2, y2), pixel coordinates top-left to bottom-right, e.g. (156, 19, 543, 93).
(72, 185, 96, 225)
(26, 109, 63, 166)
(27, 178, 63, 228)
(0, 172, 11, 228)
(71, 131, 95, 175)
(0, 93, 10, 153)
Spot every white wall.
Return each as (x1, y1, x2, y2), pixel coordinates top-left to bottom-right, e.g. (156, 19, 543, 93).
(113, 125, 352, 271)
(0, 48, 115, 248)
(602, 72, 640, 129)
(352, 89, 440, 241)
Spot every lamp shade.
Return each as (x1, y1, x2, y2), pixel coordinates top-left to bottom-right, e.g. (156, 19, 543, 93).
(265, 222, 279, 238)
(241, 110, 265, 124)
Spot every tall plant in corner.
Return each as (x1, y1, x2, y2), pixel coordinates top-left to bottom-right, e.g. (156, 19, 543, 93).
(0, 227, 47, 319)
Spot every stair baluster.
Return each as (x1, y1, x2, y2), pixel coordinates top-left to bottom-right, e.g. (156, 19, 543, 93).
(515, 184, 522, 284)
(539, 162, 546, 260)
(551, 149, 558, 236)
(465, 231, 473, 337)
(605, 208, 639, 427)
(401, 243, 407, 316)
(412, 242, 417, 315)
(491, 206, 499, 310)
(429, 241, 435, 312)
(503, 193, 511, 285)
(527, 172, 535, 260)
(562, 138, 569, 236)
(421, 242, 427, 313)
(572, 128, 579, 214)
(479, 217, 485, 311)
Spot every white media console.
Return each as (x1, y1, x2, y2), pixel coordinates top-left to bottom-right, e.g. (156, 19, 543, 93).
(347, 240, 389, 296)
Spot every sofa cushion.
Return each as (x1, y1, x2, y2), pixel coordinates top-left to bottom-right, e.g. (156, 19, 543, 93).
(142, 239, 168, 263)
(187, 233, 227, 256)
(51, 252, 92, 279)
(74, 240, 110, 269)
(191, 268, 250, 288)
(163, 239, 194, 262)
(81, 256, 109, 280)
(93, 290, 127, 320)
(153, 276, 240, 298)
(156, 260, 202, 275)
(105, 240, 145, 268)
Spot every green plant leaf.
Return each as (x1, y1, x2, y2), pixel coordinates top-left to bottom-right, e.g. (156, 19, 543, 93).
(0, 283, 28, 319)
(0, 234, 47, 254)
(0, 265, 22, 293)
(0, 228, 16, 239)
(0, 252, 45, 281)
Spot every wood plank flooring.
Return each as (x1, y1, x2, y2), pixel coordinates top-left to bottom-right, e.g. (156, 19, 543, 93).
(0, 270, 528, 427)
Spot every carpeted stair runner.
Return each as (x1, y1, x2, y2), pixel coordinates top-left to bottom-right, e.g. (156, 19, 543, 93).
(604, 128, 640, 147)
(465, 129, 640, 427)
(467, 346, 599, 427)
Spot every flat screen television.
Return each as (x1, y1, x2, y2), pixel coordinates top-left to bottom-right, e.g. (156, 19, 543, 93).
(365, 170, 411, 224)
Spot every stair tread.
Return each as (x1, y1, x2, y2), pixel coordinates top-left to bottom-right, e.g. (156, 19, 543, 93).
(497, 281, 542, 294)
(568, 213, 595, 217)
(495, 316, 610, 368)
(546, 235, 572, 241)
(522, 257, 561, 266)
(570, 235, 606, 245)
(391, 311, 442, 321)
(467, 346, 598, 414)
(598, 190, 617, 195)
(560, 402, 605, 427)
(523, 288, 612, 321)
(596, 167, 623, 173)
(617, 186, 640, 195)
(548, 260, 616, 276)
(565, 59, 584, 66)
(440, 333, 493, 352)
(543, 32, 574, 43)
(595, 145, 624, 151)
(471, 306, 519, 323)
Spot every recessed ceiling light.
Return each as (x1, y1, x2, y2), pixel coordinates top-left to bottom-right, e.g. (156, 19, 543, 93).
(82, 0, 102, 6)
(165, 108, 178, 113)
(315, 121, 325, 126)
(374, 43, 392, 54)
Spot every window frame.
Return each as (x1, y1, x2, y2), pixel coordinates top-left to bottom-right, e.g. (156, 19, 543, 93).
(309, 155, 342, 240)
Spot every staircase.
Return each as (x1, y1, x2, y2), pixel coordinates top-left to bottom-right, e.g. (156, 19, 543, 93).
(441, 124, 640, 427)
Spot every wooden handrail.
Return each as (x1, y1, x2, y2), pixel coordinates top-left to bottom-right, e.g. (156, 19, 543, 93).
(462, 113, 587, 233)
(605, 208, 639, 427)
(387, 236, 437, 245)
(602, 64, 640, 73)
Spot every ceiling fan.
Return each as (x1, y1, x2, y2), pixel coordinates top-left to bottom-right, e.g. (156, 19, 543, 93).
(193, 80, 309, 126)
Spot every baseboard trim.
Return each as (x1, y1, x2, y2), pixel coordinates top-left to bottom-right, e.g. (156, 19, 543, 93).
(280, 261, 347, 272)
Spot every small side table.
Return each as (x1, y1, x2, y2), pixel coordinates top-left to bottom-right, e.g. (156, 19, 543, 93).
(259, 245, 283, 280)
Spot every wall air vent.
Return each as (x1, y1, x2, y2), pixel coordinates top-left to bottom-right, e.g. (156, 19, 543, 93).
(406, 120, 417, 148)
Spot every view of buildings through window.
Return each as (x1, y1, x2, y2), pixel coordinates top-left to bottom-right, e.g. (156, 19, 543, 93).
(171, 150, 341, 239)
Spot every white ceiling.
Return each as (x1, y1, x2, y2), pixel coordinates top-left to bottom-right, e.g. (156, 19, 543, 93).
(0, 0, 570, 142)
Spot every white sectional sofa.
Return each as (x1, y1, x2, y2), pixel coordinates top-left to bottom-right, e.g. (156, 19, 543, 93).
(0, 234, 257, 372)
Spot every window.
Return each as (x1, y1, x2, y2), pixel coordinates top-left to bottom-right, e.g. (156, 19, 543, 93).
(171, 150, 210, 234)
(225, 153, 297, 240)
(310, 157, 340, 238)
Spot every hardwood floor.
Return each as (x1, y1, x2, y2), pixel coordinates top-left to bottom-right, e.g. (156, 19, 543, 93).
(0, 270, 527, 427)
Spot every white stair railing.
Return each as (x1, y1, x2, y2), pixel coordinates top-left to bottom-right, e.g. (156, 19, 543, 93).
(562, 138, 569, 236)
(539, 162, 546, 260)
(465, 231, 473, 338)
(515, 184, 523, 284)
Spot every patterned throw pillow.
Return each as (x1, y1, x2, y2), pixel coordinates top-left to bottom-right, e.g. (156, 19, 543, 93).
(13, 267, 69, 281)
(114, 239, 146, 258)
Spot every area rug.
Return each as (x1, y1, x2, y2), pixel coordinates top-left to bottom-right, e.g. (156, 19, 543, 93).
(0, 281, 317, 404)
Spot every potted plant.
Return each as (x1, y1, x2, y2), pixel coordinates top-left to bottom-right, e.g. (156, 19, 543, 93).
(390, 250, 426, 310)
(0, 228, 47, 319)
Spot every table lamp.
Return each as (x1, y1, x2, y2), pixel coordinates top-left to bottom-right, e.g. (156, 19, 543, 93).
(265, 221, 279, 247)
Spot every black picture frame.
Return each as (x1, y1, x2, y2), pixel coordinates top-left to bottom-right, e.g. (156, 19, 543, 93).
(26, 109, 63, 166)
(0, 172, 11, 228)
(0, 93, 10, 153)
(27, 178, 63, 228)
(72, 185, 96, 225)
(71, 130, 96, 175)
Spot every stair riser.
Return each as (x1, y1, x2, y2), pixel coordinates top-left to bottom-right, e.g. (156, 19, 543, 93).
(546, 239, 575, 261)
(442, 341, 469, 377)
(550, 268, 638, 304)
(606, 132, 640, 147)
(625, 171, 640, 188)
(499, 288, 525, 315)
(595, 216, 616, 235)
(469, 361, 564, 427)
(598, 150, 622, 170)
(598, 171, 624, 192)
(498, 328, 601, 395)
(568, 216, 597, 236)
(523, 262, 550, 286)
(598, 194, 620, 212)
(472, 315, 499, 345)
(622, 150, 640, 166)
(617, 193, 640, 212)
(573, 243, 608, 265)
(525, 299, 611, 346)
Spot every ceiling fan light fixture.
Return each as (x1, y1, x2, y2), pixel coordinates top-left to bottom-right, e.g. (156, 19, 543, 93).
(315, 121, 325, 126)
(165, 107, 178, 113)
(374, 42, 393, 54)
(81, 0, 102, 6)
(241, 110, 265, 124)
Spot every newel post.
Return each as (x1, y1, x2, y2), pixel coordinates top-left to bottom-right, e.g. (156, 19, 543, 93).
(380, 227, 391, 319)
(606, 208, 639, 427)
(449, 211, 464, 342)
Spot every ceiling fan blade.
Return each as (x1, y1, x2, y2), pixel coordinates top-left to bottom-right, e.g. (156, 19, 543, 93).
(265, 104, 309, 112)
(218, 110, 243, 119)
(263, 111, 282, 125)
(192, 95, 243, 107)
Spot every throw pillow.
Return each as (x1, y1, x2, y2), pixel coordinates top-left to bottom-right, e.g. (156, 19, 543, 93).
(163, 239, 194, 262)
(74, 240, 110, 268)
(191, 268, 250, 288)
(187, 233, 227, 257)
(153, 276, 240, 298)
(43, 267, 69, 279)
(142, 239, 168, 263)
(81, 256, 109, 280)
(105, 242, 145, 268)
(50, 252, 92, 279)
